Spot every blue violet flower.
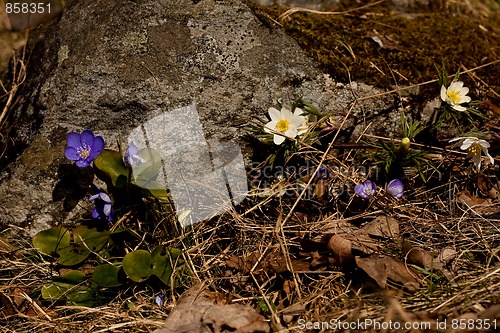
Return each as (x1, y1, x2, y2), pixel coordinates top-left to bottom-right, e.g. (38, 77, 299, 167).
(155, 293, 166, 307)
(355, 180, 377, 199)
(89, 187, 114, 222)
(387, 179, 404, 198)
(124, 142, 146, 168)
(317, 166, 330, 180)
(64, 130, 104, 168)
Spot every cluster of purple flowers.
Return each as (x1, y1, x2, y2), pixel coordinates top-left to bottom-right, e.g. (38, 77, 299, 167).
(64, 130, 145, 224)
(355, 178, 404, 199)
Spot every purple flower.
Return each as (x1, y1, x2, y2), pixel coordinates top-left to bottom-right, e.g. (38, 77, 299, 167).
(317, 166, 330, 180)
(64, 130, 104, 168)
(387, 179, 404, 198)
(155, 293, 166, 307)
(89, 187, 114, 222)
(355, 180, 377, 199)
(124, 142, 146, 168)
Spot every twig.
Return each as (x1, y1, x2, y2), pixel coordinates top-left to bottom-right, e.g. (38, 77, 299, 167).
(0, 32, 28, 128)
(356, 59, 500, 102)
(19, 291, 53, 322)
(279, 0, 385, 21)
(460, 63, 500, 98)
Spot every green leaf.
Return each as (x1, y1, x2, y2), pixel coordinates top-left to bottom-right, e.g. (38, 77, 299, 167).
(93, 149, 129, 188)
(32, 226, 71, 256)
(143, 185, 169, 201)
(150, 245, 183, 286)
(66, 288, 97, 307)
(56, 244, 90, 267)
(41, 282, 74, 301)
(73, 226, 110, 252)
(56, 226, 109, 267)
(128, 148, 168, 200)
(130, 148, 163, 188)
(92, 264, 123, 287)
(59, 270, 86, 284)
(122, 250, 153, 282)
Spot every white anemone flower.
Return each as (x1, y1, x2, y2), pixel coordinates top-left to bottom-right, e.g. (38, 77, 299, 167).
(440, 81, 471, 112)
(295, 107, 311, 136)
(264, 107, 307, 145)
(449, 136, 494, 170)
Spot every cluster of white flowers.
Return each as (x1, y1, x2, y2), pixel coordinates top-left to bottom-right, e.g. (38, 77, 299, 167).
(441, 81, 495, 170)
(264, 106, 309, 145)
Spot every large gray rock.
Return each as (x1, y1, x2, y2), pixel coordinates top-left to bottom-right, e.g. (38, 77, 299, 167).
(0, 0, 394, 234)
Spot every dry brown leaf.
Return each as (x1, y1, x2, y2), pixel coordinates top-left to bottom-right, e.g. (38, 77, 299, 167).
(479, 304, 500, 321)
(327, 234, 354, 266)
(153, 284, 270, 333)
(361, 216, 399, 239)
(456, 190, 497, 215)
(488, 181, 500, 200)
(438, 247, 457, 265)
(456, 190, 499, 215)
(0, 293, 15, 318)
(226, 254, 258, 274)
(348, 234, 381, 255)
(309, 251, 334, 269)
(477, 173, 490, 194)
(356, 254, 421, 291)
(457, 190, 491, 206)
(281, 303, 306, 324)
(267, 253, 310, 273)
(402, 240, 433, 270)
(402, 240, 454, 280)
(369, 30, 400, 50)
(317, 218, 359, 235)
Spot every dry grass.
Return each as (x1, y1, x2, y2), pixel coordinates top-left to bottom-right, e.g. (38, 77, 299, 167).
(3, 72, 500, 331)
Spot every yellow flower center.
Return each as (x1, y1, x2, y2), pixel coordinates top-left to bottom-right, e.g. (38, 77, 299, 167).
(276, 119, 290, 133)
(77, 144, 91, 158)
(468, 143, 480, 156)
(447, 89, 461, 104)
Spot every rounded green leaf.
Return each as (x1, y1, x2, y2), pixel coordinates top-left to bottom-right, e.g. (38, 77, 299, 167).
(56, 244, 90, 266)
(56, 226, 110, 267)
(73, 226, 109, 252)
(66, 287, 96, 307)
(92, 264, 123, 287)
(32, 226, 71, 256)
(41, 282, 74, 301)
(150, 245, 182, 286)
(93, 149, 129, 188)
(122, 250, 152, 282)
(131, 148, 163, 189)
(59, 270, 86, 284)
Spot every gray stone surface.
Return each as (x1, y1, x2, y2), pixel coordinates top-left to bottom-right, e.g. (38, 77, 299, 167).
(0, 0, 395, 235)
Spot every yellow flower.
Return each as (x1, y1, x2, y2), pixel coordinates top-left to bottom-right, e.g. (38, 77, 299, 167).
(440, 81, 471, 112)
(449, 136, 494, 170)
(264, 107, 308, 145)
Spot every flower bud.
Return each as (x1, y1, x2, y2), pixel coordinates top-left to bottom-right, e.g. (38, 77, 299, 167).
(400, 137, 410, 152)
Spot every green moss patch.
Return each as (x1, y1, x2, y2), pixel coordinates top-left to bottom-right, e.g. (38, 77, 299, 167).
(250, 1, 499, 102)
